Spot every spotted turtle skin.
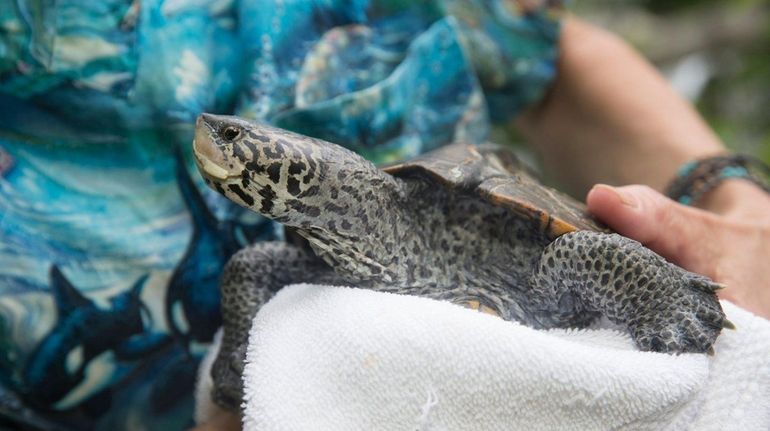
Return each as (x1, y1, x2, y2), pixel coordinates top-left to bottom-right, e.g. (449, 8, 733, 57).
(192, 113, 730, 412)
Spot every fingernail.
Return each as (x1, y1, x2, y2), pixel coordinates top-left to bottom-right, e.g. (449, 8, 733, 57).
(593, 184, 638, 208)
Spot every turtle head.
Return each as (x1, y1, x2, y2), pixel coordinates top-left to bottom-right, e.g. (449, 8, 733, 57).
(193, 113, 403, 231)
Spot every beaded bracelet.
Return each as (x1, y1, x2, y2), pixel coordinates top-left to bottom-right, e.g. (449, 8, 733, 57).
(666, 154, 770, 206)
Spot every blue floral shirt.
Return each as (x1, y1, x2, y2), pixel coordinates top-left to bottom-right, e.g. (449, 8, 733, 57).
(0, 0, 561, 429)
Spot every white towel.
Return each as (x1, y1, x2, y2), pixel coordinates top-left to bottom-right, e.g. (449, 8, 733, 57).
(196, 284, 770, 430)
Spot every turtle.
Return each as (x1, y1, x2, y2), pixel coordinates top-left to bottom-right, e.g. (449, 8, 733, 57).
(192, 113, 731, 411)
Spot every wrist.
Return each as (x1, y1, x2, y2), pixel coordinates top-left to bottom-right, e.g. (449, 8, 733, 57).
(697, 180, 770, 220)
(667, 153, 770, 219)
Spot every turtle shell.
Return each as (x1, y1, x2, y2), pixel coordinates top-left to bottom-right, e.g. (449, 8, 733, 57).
(383, 143, 606, 239)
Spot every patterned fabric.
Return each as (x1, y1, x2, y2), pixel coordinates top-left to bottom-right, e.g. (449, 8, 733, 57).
(0, 0, 562, 429)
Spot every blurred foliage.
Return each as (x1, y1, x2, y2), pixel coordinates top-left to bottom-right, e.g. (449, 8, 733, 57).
(576, 0, 770, 165)
(640, 0, 719, 15)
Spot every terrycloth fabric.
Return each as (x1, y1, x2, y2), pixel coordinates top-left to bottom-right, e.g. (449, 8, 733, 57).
(0, 1, 561, 428)
(196, 284, 770, 430)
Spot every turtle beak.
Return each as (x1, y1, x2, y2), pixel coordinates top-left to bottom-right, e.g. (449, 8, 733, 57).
(193, 114, 231, 181)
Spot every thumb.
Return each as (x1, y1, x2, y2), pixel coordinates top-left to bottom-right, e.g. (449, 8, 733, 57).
(586, 184, 719, 272)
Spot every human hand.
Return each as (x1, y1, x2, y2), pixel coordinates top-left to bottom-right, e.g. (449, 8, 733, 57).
(187, 405, 241, 431)
(587, 182, 770, 320)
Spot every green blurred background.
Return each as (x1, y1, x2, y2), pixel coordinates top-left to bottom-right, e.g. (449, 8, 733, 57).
(576, 0, 770, 164)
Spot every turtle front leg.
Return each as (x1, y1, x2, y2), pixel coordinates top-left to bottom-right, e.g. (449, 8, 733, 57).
(528, 231, 730, 354)
(212, 241, 342, 411)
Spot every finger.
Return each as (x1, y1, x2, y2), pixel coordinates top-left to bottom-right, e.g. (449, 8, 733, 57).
(586, 184, 720, 272)
(188, 406, 241, 431)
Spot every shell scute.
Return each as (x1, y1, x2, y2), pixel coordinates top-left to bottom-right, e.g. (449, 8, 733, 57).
(384, 143, 606, 238)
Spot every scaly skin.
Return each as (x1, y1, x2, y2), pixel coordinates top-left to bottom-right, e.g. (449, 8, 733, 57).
(192, 114, 730, 412)
(211, 242, 343, 409)
(530, 231, 727, 353)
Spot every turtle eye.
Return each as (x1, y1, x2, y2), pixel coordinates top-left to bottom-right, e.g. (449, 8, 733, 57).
(222, 126, 240, 141)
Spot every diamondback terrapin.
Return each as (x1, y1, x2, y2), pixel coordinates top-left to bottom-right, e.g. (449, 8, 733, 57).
(192, 113, 730, 411)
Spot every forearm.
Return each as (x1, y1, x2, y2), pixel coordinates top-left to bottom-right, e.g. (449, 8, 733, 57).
(515, 16, 725, 197)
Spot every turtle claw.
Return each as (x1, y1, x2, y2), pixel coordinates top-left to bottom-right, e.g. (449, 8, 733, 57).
(629, 268, 728, 355)
(229, 343, 247, 374)
(688, 274, 727, 292)
(712, 282, 728, 291)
